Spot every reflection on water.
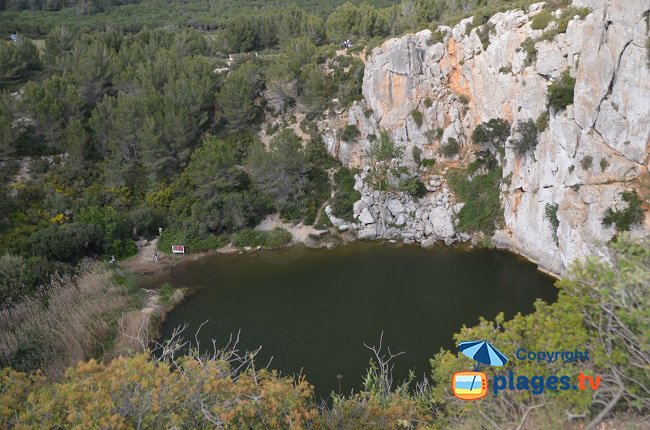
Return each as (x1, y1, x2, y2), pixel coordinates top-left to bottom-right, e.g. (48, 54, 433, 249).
(145, 242, 557, 399)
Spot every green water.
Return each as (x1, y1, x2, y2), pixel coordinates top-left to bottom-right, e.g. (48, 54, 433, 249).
(151, 242, 556, 399)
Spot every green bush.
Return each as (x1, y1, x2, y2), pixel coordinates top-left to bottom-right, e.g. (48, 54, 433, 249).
(512, 119, 538, 157)
(458, 94, 469, 105)
(602, 190, 645, 232)
(476, 22, 494, 51)
(410, 109, 423, 128)
(159, 226, 229, 254)
(340, 124, 360, 142)
(232, 227, 292, 248)
(535, 110, 549, 131)
(498, 65, 512, 74)
(331, 167, 361, 222)
(429, 30, 444, 45)
(580, 155, 593, 170)
(29, 223, 104, 263)
(266, 123, 280, 136)
(520, 37, 537, 66)
(544, 203, 559, 245)
(411, 146, 422, 166)
(600, 158, 610, 172)
(420, 158, 436, 168)
(546, 70, 575, 110)
(0, 254, 65, 305)
(531, 9, 553, 30)
(446, 167, 503, 235)
(158, 283, 175, 306)
(423, 97, 433, 108)
(440, 138, 460, 158)
(399, 177, 427, 198)
(314, 210, 332, 230)
(471, 118, 510, 147)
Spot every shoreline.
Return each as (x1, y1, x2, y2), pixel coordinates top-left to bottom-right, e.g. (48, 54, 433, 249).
(123, 225, 560, 286)
(113, 225, 560, 357)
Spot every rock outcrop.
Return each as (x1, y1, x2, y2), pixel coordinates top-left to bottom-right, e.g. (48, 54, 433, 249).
(321, 0, 649, 275)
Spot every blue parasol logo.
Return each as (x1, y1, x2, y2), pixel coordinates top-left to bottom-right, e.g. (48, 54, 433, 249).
(452, 340, 508, 400)
(458, 340, 508, 370)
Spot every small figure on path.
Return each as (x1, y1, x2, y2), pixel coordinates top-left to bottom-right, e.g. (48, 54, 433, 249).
(154, 251, 159, 262)
(110, 255, 116, 264)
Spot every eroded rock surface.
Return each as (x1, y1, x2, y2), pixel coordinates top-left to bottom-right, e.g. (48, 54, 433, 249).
(321, 0, 649, 275)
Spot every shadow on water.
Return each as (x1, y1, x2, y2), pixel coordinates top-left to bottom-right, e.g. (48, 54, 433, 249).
(144, 242, 557, 400)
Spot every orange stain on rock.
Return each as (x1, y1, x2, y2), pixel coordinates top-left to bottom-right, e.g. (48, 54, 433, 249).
(444, 38, 471, 101)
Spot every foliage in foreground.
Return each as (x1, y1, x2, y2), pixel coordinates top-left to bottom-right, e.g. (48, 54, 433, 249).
(0, 265, 136, 378)
(2, 236, 647, 429)
(429, 234, 649, 429)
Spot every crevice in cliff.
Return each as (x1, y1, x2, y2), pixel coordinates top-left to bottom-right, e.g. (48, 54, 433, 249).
(591, 38, 632, 129)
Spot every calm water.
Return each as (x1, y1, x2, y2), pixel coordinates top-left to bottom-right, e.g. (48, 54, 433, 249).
(150, 242, 557, 399)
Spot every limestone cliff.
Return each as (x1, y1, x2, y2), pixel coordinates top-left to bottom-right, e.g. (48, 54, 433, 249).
(320, 0, 649, 275)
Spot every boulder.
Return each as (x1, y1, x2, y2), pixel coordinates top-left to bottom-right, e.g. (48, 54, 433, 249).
(358, 207, 376, 225)
(386, 199, 405, 216)
(357, 227, 377, 240)
(421, 237, 437, 248)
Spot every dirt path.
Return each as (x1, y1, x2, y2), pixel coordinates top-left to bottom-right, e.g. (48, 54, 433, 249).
(256, 214, 328, 243)
(122, 238, 179, 275)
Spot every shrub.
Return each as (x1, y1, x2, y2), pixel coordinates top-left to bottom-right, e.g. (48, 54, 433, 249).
(314, 210, 332, 230)
(159, 225, 229, 254)
(412, 146, 422, 166)
(340, 124, 360, 142)
(446, 167, 503, 235)
(600, 158, 609, 172)
(498, 65, 512, 74)
(546, 70, 575, 110)
(440, 137, 460, 158)
(266, 123, 280, 136)
(536, 110, 550, 131)
(420, 158, 436, 168)
(580, 155, 593, 170)
(410, 109, 423, 128)
(531, 9, 553, 30)
(29, 223, 104, 263)
(471, 118, 510, 147)
(476, 22, 494, 51)
(512, 119, 538, 157)
(602, 190, 645, 232)
(544, 203, 560, 245)
(331, 167, 361, 222)
(458, 94, 469, 105)
(520, 37, 537, 66)
(399, 177, 427, 198)
(424, 97, 433, 108)
(232, 227, 292, 248)
(231, 229, 265, 247)
(430, 30, 445, 44)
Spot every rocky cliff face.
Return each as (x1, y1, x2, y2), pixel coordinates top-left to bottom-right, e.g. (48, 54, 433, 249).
(321, 0, 649, 275)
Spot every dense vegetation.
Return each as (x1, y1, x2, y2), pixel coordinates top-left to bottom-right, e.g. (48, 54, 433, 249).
(0, 16, 367, 305)
(1, 235, 647, 429)
(446, 165, 503, 236)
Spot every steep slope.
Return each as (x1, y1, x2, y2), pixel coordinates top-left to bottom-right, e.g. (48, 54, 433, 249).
(320, 0, 649, 275)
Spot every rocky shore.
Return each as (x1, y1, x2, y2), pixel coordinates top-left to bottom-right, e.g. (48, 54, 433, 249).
(325, 169, 471, 247)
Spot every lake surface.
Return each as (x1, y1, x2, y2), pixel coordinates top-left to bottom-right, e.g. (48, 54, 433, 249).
(150, 242, 557, 399)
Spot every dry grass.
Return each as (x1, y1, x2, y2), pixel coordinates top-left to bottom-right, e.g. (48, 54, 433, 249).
(0, 265, 135, 379)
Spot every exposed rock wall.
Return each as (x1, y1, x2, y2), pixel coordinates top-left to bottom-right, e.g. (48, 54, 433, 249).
(320, 0, 649, 275)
